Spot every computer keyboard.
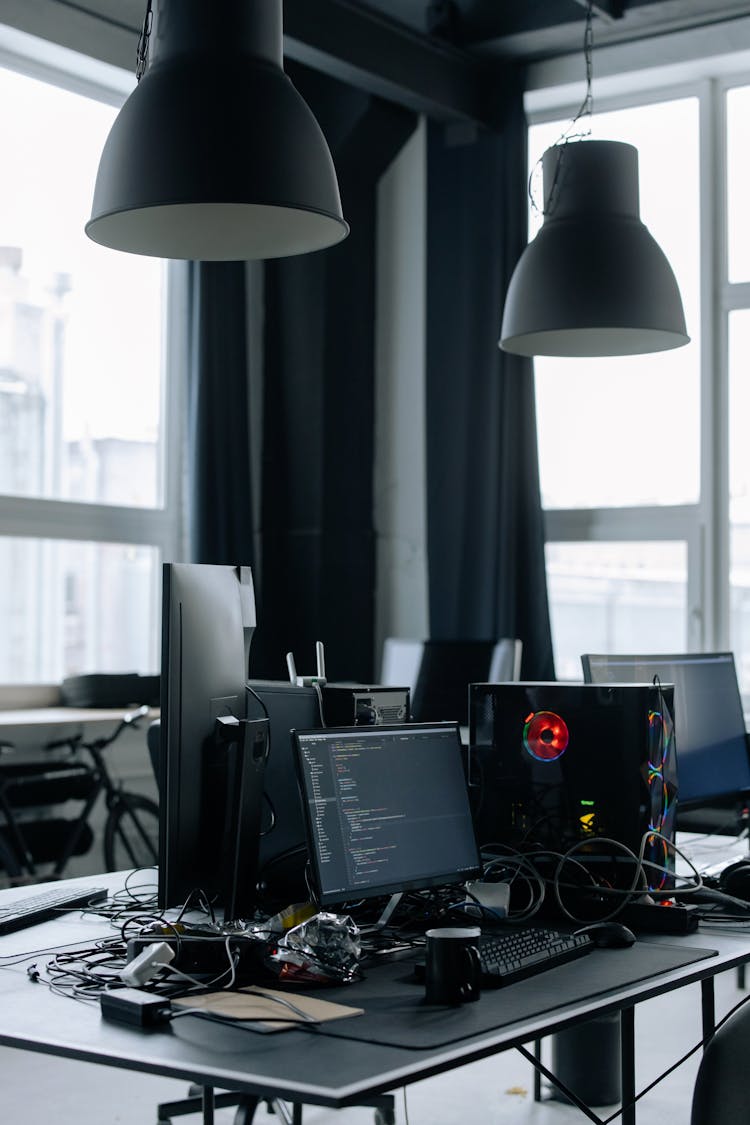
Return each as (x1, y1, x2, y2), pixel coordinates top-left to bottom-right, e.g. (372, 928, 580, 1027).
(477, 926, 595, 987)
(0, 885, 108, 935)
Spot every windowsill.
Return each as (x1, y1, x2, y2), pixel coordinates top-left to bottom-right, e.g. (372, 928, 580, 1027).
(0, 684, 62, 710)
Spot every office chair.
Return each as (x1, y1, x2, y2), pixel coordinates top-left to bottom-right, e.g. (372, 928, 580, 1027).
(380, 637, 522, 725)
(691, 1000, 750, 1125)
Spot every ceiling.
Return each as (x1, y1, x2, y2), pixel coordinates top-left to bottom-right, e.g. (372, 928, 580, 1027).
(24, 1, 750, 127)
(346, 0, 750, 60)
(290, 0, 750, 126)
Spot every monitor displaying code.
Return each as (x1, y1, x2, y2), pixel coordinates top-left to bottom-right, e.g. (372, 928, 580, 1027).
(293, 723, 481, 906)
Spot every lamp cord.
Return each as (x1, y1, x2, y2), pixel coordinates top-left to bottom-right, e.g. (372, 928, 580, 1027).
(136, 0, 154, 82)
(529, 0, 594, 217)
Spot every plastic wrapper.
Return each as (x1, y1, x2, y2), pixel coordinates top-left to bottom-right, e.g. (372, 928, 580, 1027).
(269, 912, 362, 984)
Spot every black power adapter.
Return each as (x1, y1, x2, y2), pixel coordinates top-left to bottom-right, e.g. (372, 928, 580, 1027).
(100, 987, 172, 1028)
(126, 933, 263, 982)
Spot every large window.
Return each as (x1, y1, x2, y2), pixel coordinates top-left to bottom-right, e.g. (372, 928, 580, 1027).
(529, 68, 750, 708)
(531, 98, 701, 513)
(0, 32, 179, 682)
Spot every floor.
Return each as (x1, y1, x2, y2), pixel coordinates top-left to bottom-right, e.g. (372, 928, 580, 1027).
(0, 958, 742, 1124)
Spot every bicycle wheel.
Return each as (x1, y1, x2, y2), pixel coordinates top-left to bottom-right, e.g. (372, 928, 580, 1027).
(103, 792, 159, 872)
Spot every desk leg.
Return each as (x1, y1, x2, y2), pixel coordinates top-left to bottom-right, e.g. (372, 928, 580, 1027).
(533, 1039, 542, 1102)
(701, 977, 716, 1046)
(620, 1007, 635, 1125)
(202, 1086, 215, 1125)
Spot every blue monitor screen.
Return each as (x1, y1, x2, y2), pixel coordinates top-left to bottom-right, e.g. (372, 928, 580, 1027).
(582, 652, 750, 806)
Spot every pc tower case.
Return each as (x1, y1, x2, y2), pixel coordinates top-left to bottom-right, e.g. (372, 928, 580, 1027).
(468, 682, 677, 892)
(246, 680, 322, 903)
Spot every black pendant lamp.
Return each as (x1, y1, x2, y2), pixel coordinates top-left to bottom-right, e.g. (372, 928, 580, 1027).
(499, 0, 688, 359)
(499, 139, 690, 357)
(86, 0, 349, 260)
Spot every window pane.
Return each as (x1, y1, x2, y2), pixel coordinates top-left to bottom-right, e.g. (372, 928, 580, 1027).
(530, 99, 700, 509)
(0, 66, 164, 508)
(0, 537, 159, 682)
(727, 86, 750, 284)
(547, 541, 688, 681)
(729, 310, 750, 706)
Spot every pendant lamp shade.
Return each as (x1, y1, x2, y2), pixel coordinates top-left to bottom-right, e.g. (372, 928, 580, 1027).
(499, 140, 689, 357)
(85, 0, 349, 261)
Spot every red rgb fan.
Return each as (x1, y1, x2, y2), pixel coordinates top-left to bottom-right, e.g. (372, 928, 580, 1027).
(523, 710, 569, 761)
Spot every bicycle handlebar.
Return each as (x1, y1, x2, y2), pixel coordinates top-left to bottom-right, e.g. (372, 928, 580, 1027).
(45, 703, 152, 753)
(123, 704, 150, 724)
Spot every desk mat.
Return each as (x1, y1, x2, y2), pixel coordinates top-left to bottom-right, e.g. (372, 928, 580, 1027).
(312, 942, 718, 1051)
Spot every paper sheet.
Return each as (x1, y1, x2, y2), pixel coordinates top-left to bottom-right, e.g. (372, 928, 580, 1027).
(172, 985, 363, 1033)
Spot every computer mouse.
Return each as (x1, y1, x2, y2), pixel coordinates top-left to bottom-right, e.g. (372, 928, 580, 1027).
(575, 921, 637, 949)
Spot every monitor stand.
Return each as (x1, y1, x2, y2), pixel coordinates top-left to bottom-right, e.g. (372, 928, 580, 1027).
(359, 892, 403, 934)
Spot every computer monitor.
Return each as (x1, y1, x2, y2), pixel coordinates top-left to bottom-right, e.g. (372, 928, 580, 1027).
(159, 562, 267, 917)
(292, 722, 482, 908)
(582, 653, 750, 811)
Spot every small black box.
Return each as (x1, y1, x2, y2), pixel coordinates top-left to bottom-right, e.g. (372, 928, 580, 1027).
(100, 987, 171, 1027)
(321, 683, 410, 726)
(61, 673, 160, 709)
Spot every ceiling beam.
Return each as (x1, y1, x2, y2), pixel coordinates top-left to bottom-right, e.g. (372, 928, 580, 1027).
(282, 0, 506, 129)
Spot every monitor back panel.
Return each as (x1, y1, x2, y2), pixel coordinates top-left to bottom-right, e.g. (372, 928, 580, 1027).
(469, 682, 676, 887)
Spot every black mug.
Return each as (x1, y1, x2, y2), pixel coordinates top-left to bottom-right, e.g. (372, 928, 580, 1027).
(424, 926, 481, 1005)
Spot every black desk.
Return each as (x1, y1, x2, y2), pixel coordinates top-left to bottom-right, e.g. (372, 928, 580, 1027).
(0, 873, 747, 1125)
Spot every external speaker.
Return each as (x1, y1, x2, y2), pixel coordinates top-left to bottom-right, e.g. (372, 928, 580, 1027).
(468, 682, 677, 893)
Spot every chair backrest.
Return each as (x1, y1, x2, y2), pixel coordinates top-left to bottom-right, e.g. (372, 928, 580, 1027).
(691, 1001, 750, 1125)
(488, 638, 523, 682)
(380, 638, 523, 725)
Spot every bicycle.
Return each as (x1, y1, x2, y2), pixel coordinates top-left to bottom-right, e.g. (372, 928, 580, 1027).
(0, 705, 159, 881)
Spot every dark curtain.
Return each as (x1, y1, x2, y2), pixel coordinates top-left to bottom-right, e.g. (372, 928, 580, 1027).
(425, 93, 555, 679)
(250, 66, 416, 682)
(186, 260, 256, 568)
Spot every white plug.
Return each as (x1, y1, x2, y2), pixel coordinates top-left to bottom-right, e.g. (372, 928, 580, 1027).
(120, 941, 175, 986)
